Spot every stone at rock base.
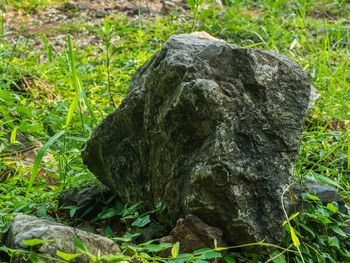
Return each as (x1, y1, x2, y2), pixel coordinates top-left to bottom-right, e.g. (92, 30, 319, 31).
(58, 185, 114, 220)
(292, 179, 350, 233)
(307, 86, 321, 110)
(4, 215, 120, 263)
(159, 214, 225, 260)
(83, 33, 311, 251)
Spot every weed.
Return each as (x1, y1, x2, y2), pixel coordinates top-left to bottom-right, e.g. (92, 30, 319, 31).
(0, 0, 349, 262)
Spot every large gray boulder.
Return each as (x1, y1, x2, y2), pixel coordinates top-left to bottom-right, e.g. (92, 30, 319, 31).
(83, 33, 311, 248)
(4, 215, 120, 262)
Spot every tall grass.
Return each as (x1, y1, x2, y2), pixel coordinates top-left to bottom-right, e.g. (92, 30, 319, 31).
(0, 0, 349, 262)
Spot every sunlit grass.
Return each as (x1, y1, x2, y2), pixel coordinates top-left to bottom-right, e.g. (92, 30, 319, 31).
(0, 0, 350, 261)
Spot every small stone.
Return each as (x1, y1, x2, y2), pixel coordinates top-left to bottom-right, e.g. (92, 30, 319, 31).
(113, 4, 123, 11)
(58, 185, 114, 219)
(61, 2, 78, 12)
(78, 2, 88, 10)
(161, 0, 177, 13)
(122, 5, 133, 12)
(307, 85, 321, 110)
(293, 179, 348, 214)
(159, 214, 225, 255)
(133, 6, 147, 15)
(292, 179, 350, 234)
(4, 215, 120, 263)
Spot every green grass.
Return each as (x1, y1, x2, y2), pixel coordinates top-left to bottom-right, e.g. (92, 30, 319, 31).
(1, 0, 350, 262)
(2, 0, 64, 11)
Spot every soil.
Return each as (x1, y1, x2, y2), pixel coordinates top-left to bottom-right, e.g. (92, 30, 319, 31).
(2, 0, 188, 51)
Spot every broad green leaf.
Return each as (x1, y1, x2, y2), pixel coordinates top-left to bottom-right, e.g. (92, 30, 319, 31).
(105, 226, 114, 236)
(64, 206, 77, 218)
(205, 251, 222, 259)
(315, 212, 333, 224)
(0, 246, 9, 254)
(70, 206, 77, 218)
(98, 207, 120, 219)
(328, 236, 340, 247)
(290, 226, 300, 248)
(132, 215, 151, 227)
(299, 222, 315, 238)
(139, 252, 151, 258)
(22, 239, 54, 247)
(172, 242, 180, 258)
(74, 236, 88, 253)
(326, 203, 338, 213)
(143, 243, 172, 252)
(28, 253, 42, 263)
(331, 226, 348, 237)
(306, 194, 320, 201)
(57, 250, 81, 260)
(269, 250, 287, 263)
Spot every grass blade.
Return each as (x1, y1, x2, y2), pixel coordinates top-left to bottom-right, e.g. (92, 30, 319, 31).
(64, 92, 80, 128)
(25, 130, 65, 198)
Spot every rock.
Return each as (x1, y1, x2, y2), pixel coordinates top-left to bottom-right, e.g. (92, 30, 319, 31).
(122, 5, 134, 12)
(159, 214, 225, 255)
(294, 179, 345, 209)
(4, 215, 120, 263)
(161, 0, 177, 13)
(133, 6, 147, 15)
(202, 0, 224, 10)
(61, 2, 79, 12)
(89, 8, 111, 18)
(83, 33, 311, 249)
(78, 2, 89, 10)
(292, 179, 350, 233)
(58, 185, 114, 219)
(138, 223, 168, 243)
(113, 4, 123, 11)
(307, 86, 321, 110)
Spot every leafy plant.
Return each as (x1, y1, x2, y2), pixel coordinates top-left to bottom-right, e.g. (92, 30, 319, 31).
(186, 0, 205, 32)
(0, 1, 349, 263)
(92, 19, 129, 109)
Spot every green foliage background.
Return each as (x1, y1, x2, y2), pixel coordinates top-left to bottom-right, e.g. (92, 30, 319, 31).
(0, 0, 349, 262)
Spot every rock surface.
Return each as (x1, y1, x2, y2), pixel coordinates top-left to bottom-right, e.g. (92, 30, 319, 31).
(160, 214, 225, 255)
(83, 33, 311, 249)
(58, 185, 114, 219)
(4, 215, 120, 263)
(292, 179, 350, 233)
(294, 179, 347, 213)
